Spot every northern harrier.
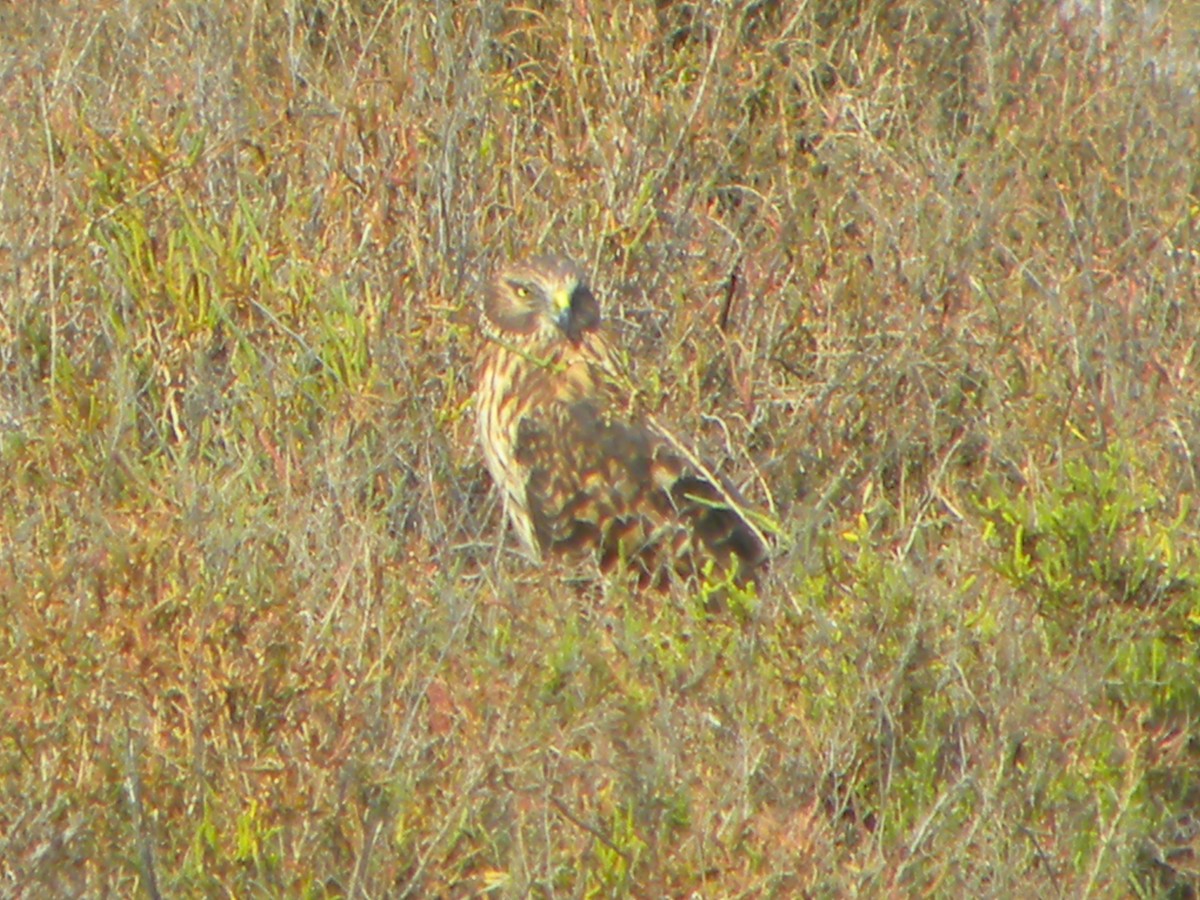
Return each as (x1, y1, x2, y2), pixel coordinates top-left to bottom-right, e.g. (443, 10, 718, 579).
(475, 255, 769, 588)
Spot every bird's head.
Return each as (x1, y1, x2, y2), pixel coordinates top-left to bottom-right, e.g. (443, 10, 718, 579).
(484, 255, 601, 344)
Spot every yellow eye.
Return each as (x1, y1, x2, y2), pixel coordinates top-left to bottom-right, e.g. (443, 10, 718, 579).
(513, 286, 531, 299)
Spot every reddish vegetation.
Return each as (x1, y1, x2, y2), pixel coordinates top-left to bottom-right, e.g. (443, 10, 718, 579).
(0, 2, 1196, 895)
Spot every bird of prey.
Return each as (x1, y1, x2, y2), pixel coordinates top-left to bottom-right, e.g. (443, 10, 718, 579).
(475, 254, 769, 589)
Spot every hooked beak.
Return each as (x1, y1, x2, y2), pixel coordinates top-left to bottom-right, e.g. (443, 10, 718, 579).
(551, 286, 573, 328)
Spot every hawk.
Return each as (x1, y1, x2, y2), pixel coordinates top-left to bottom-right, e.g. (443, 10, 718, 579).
(475, 254, 770, 589)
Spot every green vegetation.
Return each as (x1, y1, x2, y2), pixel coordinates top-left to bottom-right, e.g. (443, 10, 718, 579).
(2, 1, 1198, 895)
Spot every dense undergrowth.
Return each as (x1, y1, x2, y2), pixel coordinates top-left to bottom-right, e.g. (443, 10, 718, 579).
(1, 1, 1198, 896)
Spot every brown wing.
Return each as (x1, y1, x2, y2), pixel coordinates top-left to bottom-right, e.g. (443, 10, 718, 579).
(515, 393, 768, 586)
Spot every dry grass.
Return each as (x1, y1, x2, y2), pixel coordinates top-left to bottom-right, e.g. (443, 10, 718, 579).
(1, 1, 1198, 896)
